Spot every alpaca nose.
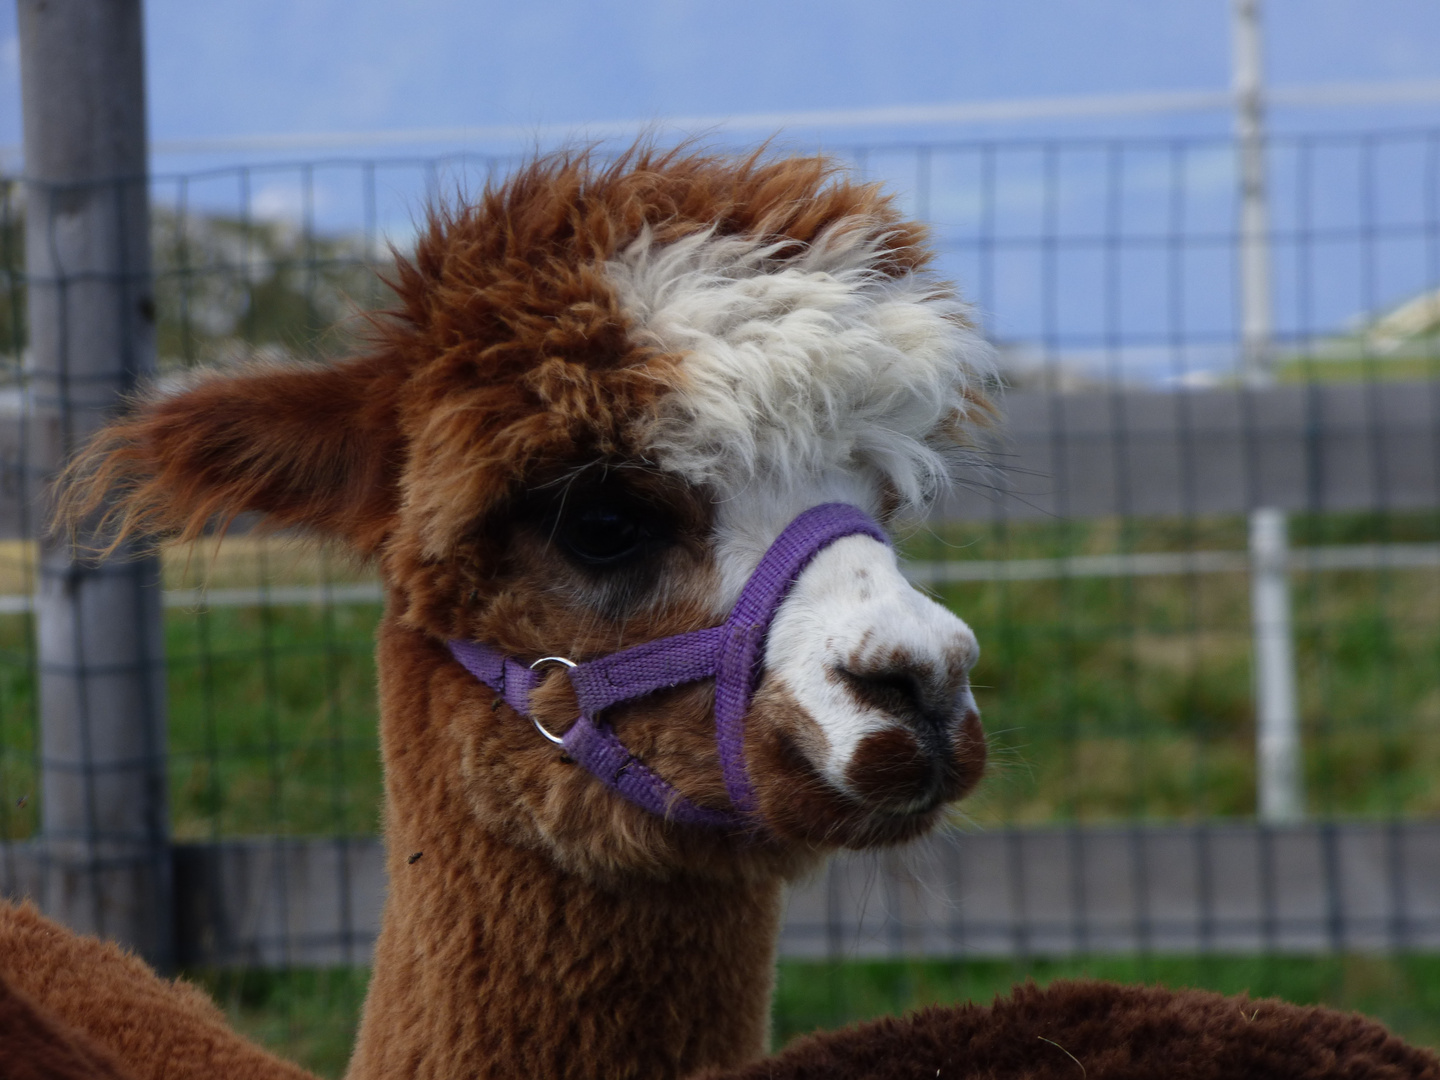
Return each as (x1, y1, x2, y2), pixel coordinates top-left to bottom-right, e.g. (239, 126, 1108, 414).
(833, 657, 970, 740)
(836, 666, 944, 733)
(836, 648, 984, 813)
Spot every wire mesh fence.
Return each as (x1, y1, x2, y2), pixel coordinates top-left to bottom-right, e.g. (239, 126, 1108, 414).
(1, 130, 1439, 1066)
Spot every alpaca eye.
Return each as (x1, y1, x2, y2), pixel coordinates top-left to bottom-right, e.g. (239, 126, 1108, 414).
(558, 506, 645, 566)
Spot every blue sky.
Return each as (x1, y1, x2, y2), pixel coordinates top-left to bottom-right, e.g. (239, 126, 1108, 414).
(3, 0, 1440, 159)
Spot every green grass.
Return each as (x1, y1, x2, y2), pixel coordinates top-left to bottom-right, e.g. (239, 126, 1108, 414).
(191, 967, 369, 1079)
(0, 599, 383, 841)
(179, 955, 1440, 1077)
(163, 600, 383, 838)
(907, 509, 1440, 825)
(1275, 345, 1440, 384)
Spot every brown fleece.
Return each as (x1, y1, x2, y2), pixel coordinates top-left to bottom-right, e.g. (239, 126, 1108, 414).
(0, 971, 139, 1080)
(698, 979, 1440, 1080)
(0, 902, 314, 1080)
(343, 614, 791, 1078)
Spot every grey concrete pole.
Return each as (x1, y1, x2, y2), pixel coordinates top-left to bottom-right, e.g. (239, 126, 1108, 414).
(18, 0, 172, 967)
(1232, 0, 1302, 824)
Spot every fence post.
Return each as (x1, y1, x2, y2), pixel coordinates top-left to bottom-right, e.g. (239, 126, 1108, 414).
(1232, 0, 1302, 823)
(18, 0, 172, 967)
(1249, 508, 1301, 822)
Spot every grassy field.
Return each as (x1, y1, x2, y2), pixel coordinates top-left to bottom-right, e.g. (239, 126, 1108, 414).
(0, 537, 384, 839)
(1, 510, 1438, 837)
(913, 509, 1440, 825)
(190, 954, 1440, 1078)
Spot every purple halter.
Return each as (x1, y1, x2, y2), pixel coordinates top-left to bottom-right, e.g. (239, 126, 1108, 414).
(447, 502, 888, 831)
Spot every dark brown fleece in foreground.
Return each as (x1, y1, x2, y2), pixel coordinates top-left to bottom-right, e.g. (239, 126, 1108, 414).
(698, 980, 1440, 1080)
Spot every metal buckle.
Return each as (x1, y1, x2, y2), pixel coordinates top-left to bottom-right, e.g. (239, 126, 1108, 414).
(527, 656, 576, 746)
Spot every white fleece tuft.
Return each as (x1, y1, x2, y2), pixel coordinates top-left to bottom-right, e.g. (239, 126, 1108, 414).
(607, 225, 993, 511)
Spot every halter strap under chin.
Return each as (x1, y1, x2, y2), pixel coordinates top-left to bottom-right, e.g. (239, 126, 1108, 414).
(447, 502, 889, 832)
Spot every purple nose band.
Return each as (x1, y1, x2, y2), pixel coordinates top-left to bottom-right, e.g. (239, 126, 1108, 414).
(447, 502, 888, 831)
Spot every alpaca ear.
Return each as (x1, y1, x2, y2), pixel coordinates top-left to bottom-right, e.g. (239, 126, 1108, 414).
(63, 355, 404, 556)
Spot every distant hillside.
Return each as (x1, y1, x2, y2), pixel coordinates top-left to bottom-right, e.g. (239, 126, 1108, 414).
(1277, 287, 1440, 382)
(153, 208, 387, 370)
(0, 185, 389, 376)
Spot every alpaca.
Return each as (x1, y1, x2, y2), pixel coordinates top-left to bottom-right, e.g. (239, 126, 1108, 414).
(4, 910, 1438, 1080)
(4, 146, 1437, 1080)
(0, 901, 312, 1080)
(34, 146, 991, 1079)
(697, 980, 1440, 1080)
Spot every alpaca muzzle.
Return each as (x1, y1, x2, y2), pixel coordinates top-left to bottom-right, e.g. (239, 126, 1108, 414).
(447, 503, 888, 833)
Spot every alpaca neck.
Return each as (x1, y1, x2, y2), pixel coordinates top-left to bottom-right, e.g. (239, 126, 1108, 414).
(346, 620, 784, 1080)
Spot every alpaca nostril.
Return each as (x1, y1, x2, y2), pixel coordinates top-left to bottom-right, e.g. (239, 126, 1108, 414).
(833, 665, 943, 732)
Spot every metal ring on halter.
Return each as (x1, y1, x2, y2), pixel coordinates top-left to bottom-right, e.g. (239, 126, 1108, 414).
(526, 656, 576, 746)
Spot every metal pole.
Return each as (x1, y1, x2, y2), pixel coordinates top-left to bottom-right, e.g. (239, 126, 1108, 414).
(1232, 0, 1302, 823)
(18, 0, 172, 966)
(1249, 508, 1301, 821)
(1233, 0, 1273, 386)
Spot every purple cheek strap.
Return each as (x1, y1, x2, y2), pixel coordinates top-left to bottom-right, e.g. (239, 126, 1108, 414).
(447, 502, 889, 831)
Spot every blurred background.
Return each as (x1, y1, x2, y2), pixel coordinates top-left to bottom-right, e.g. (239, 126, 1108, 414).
(3, 1, 1440, 1074)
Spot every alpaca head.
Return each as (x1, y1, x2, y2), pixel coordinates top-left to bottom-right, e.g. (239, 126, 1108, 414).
(67, 147, 991, 878)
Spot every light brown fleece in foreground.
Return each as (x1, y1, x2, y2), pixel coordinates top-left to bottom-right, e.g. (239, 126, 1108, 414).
(0, 901, 314, 1080)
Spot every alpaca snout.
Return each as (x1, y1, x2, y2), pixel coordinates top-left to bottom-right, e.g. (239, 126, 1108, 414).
(835, 649, 985, 812)
(762, 528, 985, 810)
